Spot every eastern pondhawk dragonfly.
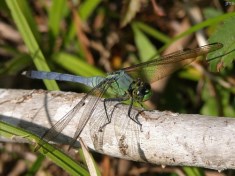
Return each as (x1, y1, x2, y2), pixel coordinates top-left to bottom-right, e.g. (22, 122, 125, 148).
(24, 42, 223, 151)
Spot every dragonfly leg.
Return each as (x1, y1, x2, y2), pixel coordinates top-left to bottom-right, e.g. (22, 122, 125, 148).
(127, 98, 143, 132)
(99, 97, 127, 131)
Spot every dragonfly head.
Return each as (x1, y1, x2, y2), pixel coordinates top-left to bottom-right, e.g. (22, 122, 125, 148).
(131, 80, 152, 102)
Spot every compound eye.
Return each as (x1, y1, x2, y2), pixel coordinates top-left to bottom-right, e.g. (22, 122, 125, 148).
(140, 83, 152, 101)
(140, 83, 150, 93)
(144, 83, 151, 91)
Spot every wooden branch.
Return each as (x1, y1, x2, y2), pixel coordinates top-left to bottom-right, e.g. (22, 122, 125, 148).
(0, 88, 234, 170)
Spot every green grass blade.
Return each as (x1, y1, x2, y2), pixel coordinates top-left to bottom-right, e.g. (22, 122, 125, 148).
(26, 153, 45, 175)
(79, 0, 102, 20)
(0, 53, 32, 75)
(6, 0, 59, 90)
(135, 21, 171, 43)
(160, 12, 235, 52)
(48, 0, 67, 37)
(65, 0, 102, 45)
(132, 23, 158, 62)
(47, 0, 68, 53)
(183, 167, 203, 176)
(0, 121, 89, 176)
(52, 52, 105, 77)
(17, 0, 41, 43)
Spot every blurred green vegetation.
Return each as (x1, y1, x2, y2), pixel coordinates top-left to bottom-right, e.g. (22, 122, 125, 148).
(1, 0, 235, 175)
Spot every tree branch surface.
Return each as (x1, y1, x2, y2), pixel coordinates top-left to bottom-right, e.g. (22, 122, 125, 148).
(0, 88, 235, 170)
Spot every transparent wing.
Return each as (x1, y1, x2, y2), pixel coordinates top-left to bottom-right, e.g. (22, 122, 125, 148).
(68, 78, 114, 149)
(37, 78, 112, 150)
(122, 43, 222, 83)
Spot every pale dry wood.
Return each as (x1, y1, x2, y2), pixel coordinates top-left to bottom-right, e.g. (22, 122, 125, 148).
(0, 88, 235, 171)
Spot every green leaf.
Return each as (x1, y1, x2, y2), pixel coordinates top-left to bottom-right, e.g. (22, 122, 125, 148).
(132, 23, 158, 62)
(6, 0, 59, 90)
(201, 96, 219, 116)
(201, 83, 235, 116)
(220, 88, 235, 117)
(203, 7, 223, 20)
(208, 16, 235, 71)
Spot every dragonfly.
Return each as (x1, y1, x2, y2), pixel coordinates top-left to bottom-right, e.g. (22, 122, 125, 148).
(24, 42, 223, 151)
